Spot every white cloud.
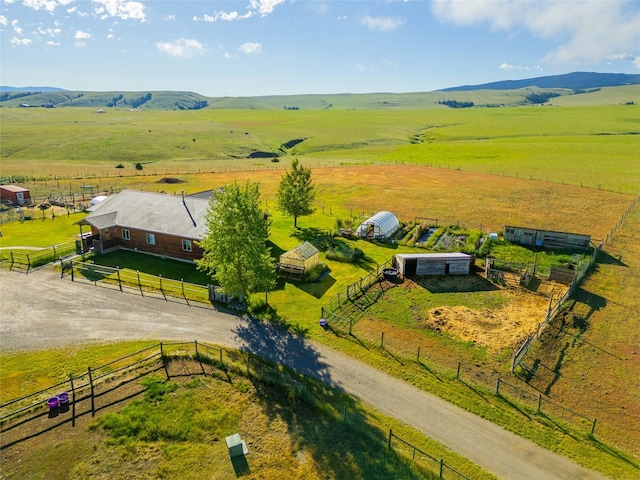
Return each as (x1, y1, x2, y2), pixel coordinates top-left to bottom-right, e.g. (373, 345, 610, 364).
(67, 6, 88, 17)
(47, 40, 61, 46)
(224, 52, 236, 59)
(75, 30, 92, 39)
(250, 0, 286, 16)
(195, 0, 285, 23)
(239, 42, 262, 54)
(155, 38, 205, 58)
(164, 15, 175, 21)
(633, 57, 640, 70)
(93, 0, 146, 22)
(432, 0, 640, 67)
(11, 19, 23, 34)
(361, 15, 403, 32)
(0, 15, 8, 26)
(10, 37, 32, 45)
(75, 40, 87, 47)
(499, 63, 542, 72)
(37, 26, 61, 36)
(337, 15, 347, 21)
(23, 0, 58, 13)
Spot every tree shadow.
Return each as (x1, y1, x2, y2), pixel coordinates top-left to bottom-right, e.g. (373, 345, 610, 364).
(290, 227, 330, 244)
(266, 240, 286, 259)
(596, 251, 628, 267)
(290, 274, 336, 299)
(412, 274, 500, 293)
(233, 313, 335, 388)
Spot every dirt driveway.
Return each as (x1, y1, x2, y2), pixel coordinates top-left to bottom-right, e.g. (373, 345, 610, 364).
(0, 267, 605, 480)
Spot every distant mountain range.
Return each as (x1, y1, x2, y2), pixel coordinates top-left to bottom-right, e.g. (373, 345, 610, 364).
(1, 72, 638, 110)
(441, 72, 640, 92)
(0, 86, 67, 93)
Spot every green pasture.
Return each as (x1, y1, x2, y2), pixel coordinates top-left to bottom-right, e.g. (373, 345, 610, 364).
(1, 102, 638, 194)
(0, 211, 86, 248)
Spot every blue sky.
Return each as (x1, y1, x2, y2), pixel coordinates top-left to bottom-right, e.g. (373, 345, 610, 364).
(1, 0, 639, 96)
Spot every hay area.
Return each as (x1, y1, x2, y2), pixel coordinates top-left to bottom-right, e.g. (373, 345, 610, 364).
(415, 277, 568, 352)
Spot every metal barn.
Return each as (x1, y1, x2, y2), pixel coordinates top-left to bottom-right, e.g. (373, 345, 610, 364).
(504, 226, 591, 251)
(393, 253, 473, 277)
(356, 211, 400, 240)
(278, 241, 320, 278)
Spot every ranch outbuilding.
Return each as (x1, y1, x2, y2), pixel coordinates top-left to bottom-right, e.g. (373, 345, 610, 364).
(356, 211, 400, 240)
(393, 253, 473, 277)
(0, 185, 31, 206)
(504, 226, 591, 251)
(277, 241, 320, 279)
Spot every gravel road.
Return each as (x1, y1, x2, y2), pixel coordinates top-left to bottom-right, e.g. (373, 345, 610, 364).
(0, 267, 606, 480)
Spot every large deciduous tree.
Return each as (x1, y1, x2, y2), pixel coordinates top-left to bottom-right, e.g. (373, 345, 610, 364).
(196, 181, 276, 302)
(276, 158, 315, 228)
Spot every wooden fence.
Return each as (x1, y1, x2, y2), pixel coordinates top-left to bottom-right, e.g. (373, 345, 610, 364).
(4, 240, 77, 272)
(60, 259, 234, 306)
(511, 241, 603, 372)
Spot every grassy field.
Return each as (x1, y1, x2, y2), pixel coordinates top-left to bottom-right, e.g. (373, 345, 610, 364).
(0, 343, 495, 480)
(1, 101, 639, 194)
(1, 100, 639, 476)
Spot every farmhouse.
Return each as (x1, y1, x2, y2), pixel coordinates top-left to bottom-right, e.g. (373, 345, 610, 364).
(76, 190, 211, 261)
(356, 211, 400, 240)
(504, 226, 591, 251)
(0, 185, 31, 206)
(393, 253, 473, 276)
(277, 241, 320, 279)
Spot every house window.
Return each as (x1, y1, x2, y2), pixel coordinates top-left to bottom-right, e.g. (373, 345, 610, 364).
(122, 229, 130, 240)
(146, 233, 155, 245)
(182, 239, 192, 252)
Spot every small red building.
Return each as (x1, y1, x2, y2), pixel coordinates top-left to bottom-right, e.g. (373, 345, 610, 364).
(0, 185, 31, 206)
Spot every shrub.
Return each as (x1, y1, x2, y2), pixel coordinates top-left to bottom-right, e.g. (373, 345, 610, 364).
(115, 163, 124, 169)
(135, 162, 143, 170)
(326, 241, 362, 263)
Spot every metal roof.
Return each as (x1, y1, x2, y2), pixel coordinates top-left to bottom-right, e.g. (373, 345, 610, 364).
(0, 185, 29, 193)
(395, 253, 471, 260)
(78, 190, 210, 239)
(283, 241, 319, 261)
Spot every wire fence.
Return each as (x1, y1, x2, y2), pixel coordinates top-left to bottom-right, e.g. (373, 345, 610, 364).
(2, 240, 77, 272)
(0, 341, 476, 479)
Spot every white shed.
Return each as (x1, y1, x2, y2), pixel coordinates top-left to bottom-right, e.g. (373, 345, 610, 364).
(356, 211, 400, 240)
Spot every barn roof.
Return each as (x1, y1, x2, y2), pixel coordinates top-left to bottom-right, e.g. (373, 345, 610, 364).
(77, 190, 210, 239)
(0, 185, 29, 193)
(285, 241, 319, 260)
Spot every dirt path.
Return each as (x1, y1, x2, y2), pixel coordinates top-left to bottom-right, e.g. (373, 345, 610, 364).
(0, 267, 606, 480)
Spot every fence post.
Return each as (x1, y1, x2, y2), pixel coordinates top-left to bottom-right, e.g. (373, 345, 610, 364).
(88, 367, 95, 417)
(160, 342, 170, 379)
(417, 346, 420, 363)
(591, 418, 597, 435)
(52, 244, 57, 260)
(380, 332, 384, 348)
(137, 270, 143, 296)
(70, 259, 74, 282)
(439, 459, 444, 478)
(388, 429, 392, 449)
(116, 268, 122, 292)
(537, 395, 542, 413)
(10, 250, 14, 270)
(495, 377, 501, 395)
(69, 374, 76, 427)
(26, 253, 31, 273)
(456, 362, 461, 379)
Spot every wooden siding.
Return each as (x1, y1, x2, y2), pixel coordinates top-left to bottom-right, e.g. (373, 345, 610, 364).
(504, 226, 591, 251)
(114, 226, 202, 261)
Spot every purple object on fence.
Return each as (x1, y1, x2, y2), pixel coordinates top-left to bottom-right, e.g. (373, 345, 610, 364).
(58, 392, 69, 404)
(319, 318, 327, 328)
(47, 397, 59, 409)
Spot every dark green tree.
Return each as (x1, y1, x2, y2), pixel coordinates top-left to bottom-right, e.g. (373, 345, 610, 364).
(276, 158, 315, 228)
(196, 181, 276, 302)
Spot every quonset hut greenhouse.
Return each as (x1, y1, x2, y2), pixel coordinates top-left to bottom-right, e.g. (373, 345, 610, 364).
(356, 211, 400, 240)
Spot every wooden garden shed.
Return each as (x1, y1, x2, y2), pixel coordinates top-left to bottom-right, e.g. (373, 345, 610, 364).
(278, 242, 320, 279)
